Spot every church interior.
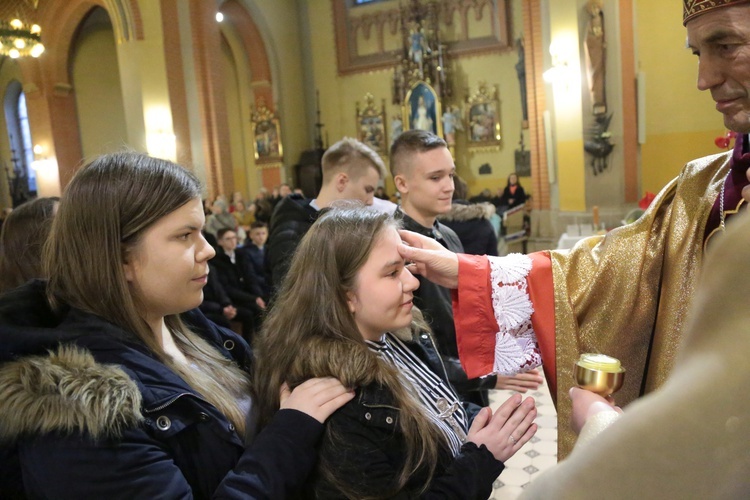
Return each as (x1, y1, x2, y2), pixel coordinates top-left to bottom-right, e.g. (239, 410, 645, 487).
(0, 0, 737, 497)
(0, 0, 724, 250)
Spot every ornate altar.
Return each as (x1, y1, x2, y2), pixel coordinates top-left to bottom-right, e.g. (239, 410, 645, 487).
(465, 83, 502, 149)
(250, 99, 283, 167)
(392, 0, 450, 139)
(356, 93, 387, 154)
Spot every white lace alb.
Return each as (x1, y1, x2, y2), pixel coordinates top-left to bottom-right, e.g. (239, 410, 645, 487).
(487, 253, 542, 375)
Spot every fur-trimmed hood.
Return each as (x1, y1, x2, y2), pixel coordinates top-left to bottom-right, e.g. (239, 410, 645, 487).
(439, 201, 495, 222)
(0, 345, 142, 444)
(0, 281, 251, 448)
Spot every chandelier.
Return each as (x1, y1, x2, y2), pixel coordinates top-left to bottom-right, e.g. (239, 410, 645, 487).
(0, 17, 44, 59)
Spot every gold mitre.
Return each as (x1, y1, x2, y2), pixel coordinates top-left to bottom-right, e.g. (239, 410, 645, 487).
(684, 0, 750, 25)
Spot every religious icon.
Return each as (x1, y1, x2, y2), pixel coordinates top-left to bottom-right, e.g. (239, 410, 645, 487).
(441, 105, 463, 146)
(408, 21, 430, 78)
(251, 99, 283, 164)
(466, 83, 502, 148)
(413, 96, 433, 131)
(403, 81, 442, 138)
(356, 93, 387, 154)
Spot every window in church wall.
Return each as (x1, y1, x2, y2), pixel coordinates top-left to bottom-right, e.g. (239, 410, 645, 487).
(16, 94, 36, 194)
(3, 81, 37, 203)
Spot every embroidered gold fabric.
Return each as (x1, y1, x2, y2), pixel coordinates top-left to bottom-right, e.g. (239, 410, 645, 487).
(550, 151, 731, 458)
(683, 0, 750, 25)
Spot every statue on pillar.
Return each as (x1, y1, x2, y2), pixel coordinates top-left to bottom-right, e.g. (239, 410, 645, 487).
(584, 0, 606, 116)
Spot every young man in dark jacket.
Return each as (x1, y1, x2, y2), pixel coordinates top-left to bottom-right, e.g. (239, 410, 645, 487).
(392, 130, 542, 406)
(266, 138, 386, 291)
(212, 228, 265, 341)
(240, 221, 271, 298)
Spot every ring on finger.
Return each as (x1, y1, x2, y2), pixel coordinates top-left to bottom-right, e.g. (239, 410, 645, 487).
(509, 435, 518, 445)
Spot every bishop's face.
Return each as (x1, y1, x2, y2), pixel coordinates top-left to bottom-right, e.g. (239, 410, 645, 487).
(688, 4, 750, 133)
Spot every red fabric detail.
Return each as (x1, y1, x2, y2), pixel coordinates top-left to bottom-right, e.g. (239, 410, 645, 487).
(452, 254, 498, 379)
(527, 252, 557, 402)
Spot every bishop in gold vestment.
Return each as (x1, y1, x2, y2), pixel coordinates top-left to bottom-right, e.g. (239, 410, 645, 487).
(451, 135, 748, 458)
(518, 184, 750, 498)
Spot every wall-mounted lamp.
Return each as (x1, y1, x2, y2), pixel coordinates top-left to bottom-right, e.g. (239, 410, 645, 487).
(146, 131, 177, 162)
(30, 144, 61, 196)
(145, 107, 177, 162)
(543, 38, 577, 90)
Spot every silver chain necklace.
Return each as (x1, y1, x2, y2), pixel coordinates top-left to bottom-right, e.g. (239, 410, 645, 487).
(720, 172, 727, 232)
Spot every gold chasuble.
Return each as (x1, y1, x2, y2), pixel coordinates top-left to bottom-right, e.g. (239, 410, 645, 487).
(550, 150, 732, 458)
(453, 140, 748, 459)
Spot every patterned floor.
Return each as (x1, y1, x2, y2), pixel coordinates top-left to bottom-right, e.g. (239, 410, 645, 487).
(489, 369, 558, 498)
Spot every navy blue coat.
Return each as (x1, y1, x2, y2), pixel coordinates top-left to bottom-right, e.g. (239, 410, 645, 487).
(0, 281, 322, 499)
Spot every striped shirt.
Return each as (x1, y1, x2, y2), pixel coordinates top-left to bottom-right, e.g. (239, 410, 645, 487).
(367, 332, 467, 456)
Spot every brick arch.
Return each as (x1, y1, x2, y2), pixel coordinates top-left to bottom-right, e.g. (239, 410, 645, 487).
(219, 0, 274, 109)
(16, 0, 142, 188)
(38, 0, 143, 88)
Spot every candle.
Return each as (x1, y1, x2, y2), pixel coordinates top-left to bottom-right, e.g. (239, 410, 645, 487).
(577, 353, 622, 372)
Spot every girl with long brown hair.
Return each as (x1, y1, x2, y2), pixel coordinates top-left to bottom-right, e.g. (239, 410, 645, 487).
(0, 152, 353, 498)
(254, 206, 537, 498)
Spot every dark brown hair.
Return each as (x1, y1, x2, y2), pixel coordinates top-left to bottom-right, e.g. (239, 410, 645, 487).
(0, 197, 59, 293)
(389, 129, 447, 177)
(44, 152, 251, 435)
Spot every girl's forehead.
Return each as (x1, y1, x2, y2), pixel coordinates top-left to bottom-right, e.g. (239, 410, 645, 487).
(371, 227, 401, 253)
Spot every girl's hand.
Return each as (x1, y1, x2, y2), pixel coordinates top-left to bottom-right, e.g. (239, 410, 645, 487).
(467, 394, 538, 463)
(494, 369, 544, 392)
(279, 377, 355, 423)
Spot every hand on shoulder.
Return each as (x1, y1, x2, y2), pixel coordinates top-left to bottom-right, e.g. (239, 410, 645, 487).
(279, 377, 355, 424)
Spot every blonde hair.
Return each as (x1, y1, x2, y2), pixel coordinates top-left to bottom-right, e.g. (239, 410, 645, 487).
(254, 206, 447, 498)
(322, 137, 387, 182)
(45, 152, 251, 435)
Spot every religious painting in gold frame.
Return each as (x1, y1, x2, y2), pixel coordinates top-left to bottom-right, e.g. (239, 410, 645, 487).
(402, 80, 443, 138)
(251, 100, 283, 164)
(356, 93, 387, 154)
(466, 83, 502, 148)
